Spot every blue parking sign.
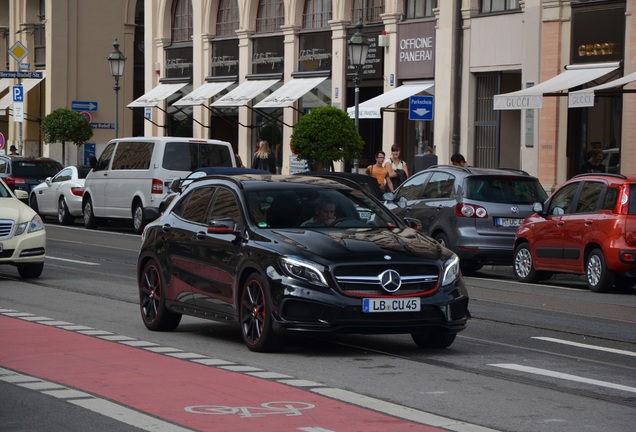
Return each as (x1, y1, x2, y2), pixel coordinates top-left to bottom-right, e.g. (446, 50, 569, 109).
(13, 85, 24, 103)
(409, 95, 434, 121)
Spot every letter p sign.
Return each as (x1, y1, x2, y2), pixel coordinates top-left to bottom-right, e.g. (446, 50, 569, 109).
(13, 85, 24, 103)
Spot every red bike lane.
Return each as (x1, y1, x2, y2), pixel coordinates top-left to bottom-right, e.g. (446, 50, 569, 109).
(0, 315, 449, 432)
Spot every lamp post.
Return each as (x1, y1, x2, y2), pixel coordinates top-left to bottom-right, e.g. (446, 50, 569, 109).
(347, 21, 370, 173)
(107, 39, 126, 138)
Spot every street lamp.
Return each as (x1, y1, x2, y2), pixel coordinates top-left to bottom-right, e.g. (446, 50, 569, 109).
(347, 21, 369, 173)
(107, 39, 126, 138)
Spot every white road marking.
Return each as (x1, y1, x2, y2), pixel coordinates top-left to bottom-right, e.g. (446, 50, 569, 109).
(532, 336, 636, 357)
(47, 256, 100, 266)
(489, 364, 636, 393)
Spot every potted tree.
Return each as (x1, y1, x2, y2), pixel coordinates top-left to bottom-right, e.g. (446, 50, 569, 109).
(290, 105, 363, 171)
(40, 108, 94, 164)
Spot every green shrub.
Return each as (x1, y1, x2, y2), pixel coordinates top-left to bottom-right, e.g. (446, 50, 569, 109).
(41, 108, 93, 146)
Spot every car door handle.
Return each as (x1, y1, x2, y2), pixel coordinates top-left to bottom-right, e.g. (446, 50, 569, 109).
(161, 224, 171, 233)
(557, 221, 565, 227)
(196, 231, 206, 240)
(585, 220, 593, 225)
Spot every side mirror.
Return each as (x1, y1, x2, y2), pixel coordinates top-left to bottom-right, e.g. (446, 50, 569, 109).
(532, 202, 544, 214)
(45, 177, 52, 187)
(207, 217, 240, 235)
(403, 217, 422, 231)
(169, 178, 182, 193)
(397, 196, 408, 209)
(383, 192, 394, 201)
(14, 189, 28, 200)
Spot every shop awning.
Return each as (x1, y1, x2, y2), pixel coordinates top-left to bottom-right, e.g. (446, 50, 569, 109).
(568, 70, 636, 108)
(0, 79, 11, 96)
(493, 62, 620, 110)
(172, 81, 235, 107)
(346, 81, 435, 119)
(127, 83, 188, 108)
(211, 79, 280, 108)
(0, 75, 46, 110)
(253, 77, 328, 109)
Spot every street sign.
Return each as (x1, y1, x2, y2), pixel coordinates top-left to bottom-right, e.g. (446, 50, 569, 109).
(80, 111, 92, 123)
(90, 122, 115, 129)
(18, 62, 30, 71)
(409, 95, 434, 121)
(14, 102, 24, 122)
(9, 41, 29, 63)
(13, 85, 24, 102)
(72, 100, 98, 112)
(0, 132, 5, 151)
(0, 71, 43, 79)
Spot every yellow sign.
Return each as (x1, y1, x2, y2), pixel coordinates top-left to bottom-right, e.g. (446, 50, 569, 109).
(9, 41, 30, 62)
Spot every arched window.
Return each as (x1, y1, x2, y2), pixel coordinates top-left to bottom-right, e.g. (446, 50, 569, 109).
(256, 0, 284, 33)
(404, 0, 437, 19)
(303, 0, 332, 30)
(217, 0, 239, 37)
(172, 0, 193, 42)
(352, 0, 384, 24)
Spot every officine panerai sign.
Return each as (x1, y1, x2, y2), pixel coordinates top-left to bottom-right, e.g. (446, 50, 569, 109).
(397, 20, 435, 80)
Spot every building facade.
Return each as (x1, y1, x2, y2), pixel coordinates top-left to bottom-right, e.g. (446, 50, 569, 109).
(1, 0, 634, 192)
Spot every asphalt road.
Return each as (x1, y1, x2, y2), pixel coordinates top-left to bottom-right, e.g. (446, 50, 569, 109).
(0, 223, 634, 432)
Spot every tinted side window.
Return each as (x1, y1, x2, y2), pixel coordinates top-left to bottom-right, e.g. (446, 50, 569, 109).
(422, 173, 454, 199)
(13, 161, 63, 177)
(54, 168, 72, 183)
(162, 142, 233, 171)
(209, 188, 240, 221)
(111, 142, 154, 170)
(396, 173, 429, 201)
(95, 143, 116, 171)
(547, 183, 579, 215)
(601, 187, 619, 211)
(199, 143, 233, 167)
(574, 182, 603, 213)
(173, 186, 215, 224)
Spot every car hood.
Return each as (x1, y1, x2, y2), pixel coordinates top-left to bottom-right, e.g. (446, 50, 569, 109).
(0, 198, 38, 222)
(257, 227, 451, 264)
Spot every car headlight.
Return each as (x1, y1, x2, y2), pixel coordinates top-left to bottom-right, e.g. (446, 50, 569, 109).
(281, 256, 328, 287)
(441, 254, 460, 286)
(16, 214, 45, 236)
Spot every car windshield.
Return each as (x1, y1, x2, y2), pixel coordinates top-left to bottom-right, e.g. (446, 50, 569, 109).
(246, 186, 399, 229)
(13, 161, 63, 178)
(465, 176, 547, 204)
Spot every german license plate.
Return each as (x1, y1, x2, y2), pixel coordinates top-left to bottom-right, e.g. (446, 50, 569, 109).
(495, 217, 522, 228)
(363, 298, 420, 313)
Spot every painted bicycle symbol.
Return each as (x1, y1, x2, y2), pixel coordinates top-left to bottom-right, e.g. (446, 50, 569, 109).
(185, 401, 315, 418)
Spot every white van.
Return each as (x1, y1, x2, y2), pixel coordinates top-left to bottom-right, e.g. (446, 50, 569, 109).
(83, 137, 236, 234)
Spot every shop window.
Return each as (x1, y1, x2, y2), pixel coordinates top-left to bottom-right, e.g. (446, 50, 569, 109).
(480, 0, 520, 14)
(404, 0, 436, 19)
(256, 0, 284, 33)
(303, 0, 332, 30)
(352, 0, 384, 24)
(172, 0, 193, 42)
(216, 0, 239, 37)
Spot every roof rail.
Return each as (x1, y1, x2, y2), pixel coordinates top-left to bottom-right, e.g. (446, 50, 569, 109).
(572, 172, 627, 180)
(498, 167, 530, 176)
(428, 164, 471, 173)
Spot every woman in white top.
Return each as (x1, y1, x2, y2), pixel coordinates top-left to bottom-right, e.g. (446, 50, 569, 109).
(385, 144, 409, 190)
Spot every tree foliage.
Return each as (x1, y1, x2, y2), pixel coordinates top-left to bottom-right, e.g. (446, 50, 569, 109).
(40, 108, 93, 146)
(290, 106, 363, 169)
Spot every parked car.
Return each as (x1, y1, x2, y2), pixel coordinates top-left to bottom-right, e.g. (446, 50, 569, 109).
(0, 155, 64, 202)
(137, 174, 469, 352)
(29, 165, 91, 225)
(513, 173, 636, 292)
(0, 178, 46, 278)
(82, 137, 236, 234)
(385, 165, 548, 273)
(159, 166, 269, 214)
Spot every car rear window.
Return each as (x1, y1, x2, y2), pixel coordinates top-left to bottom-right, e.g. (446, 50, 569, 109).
(13, 161, 63, 178)
(465, 176, 547, 204)
(163, 142, 233, 171)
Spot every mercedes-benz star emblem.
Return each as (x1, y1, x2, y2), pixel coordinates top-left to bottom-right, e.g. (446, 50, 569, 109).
(379, 269, 402, 293)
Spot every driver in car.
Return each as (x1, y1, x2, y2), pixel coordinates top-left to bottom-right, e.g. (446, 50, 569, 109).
(301, 198, 337, 226)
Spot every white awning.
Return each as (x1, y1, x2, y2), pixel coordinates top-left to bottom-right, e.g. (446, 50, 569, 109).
(127, 83, 188, 108)
(0, 79, 11, 95)
(569, 70, 636, 108)
(346, 81, 435, 119)
(211, 79, 280, 107)
(253, 77, 328, 109)
(493, 62, 620, 110)
(172, 81, 234, 106)
(0, 75, 46, 110)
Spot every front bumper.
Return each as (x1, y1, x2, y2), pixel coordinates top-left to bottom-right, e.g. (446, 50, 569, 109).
(0, 229, 46, 265)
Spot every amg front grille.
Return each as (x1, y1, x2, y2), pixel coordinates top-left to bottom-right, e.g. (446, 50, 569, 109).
(333, 263, 439, 297)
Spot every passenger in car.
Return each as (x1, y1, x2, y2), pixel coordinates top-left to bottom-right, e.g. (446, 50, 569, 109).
(301, 198, 337, 226)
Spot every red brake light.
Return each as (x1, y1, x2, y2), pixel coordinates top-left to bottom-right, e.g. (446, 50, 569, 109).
(70, 187, 84, 196)
(455, 203, 488, 218)
(616, 184, 630, 215)
(4, 177, 26, 188)
(151, 179, 164, 194)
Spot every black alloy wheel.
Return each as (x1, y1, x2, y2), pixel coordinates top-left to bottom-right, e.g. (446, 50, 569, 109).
(239, 272, 282, 352)
(139, 260, 181, 331)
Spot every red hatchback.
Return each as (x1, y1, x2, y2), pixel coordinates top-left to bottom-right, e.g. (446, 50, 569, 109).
(513, 173, 636, 292)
